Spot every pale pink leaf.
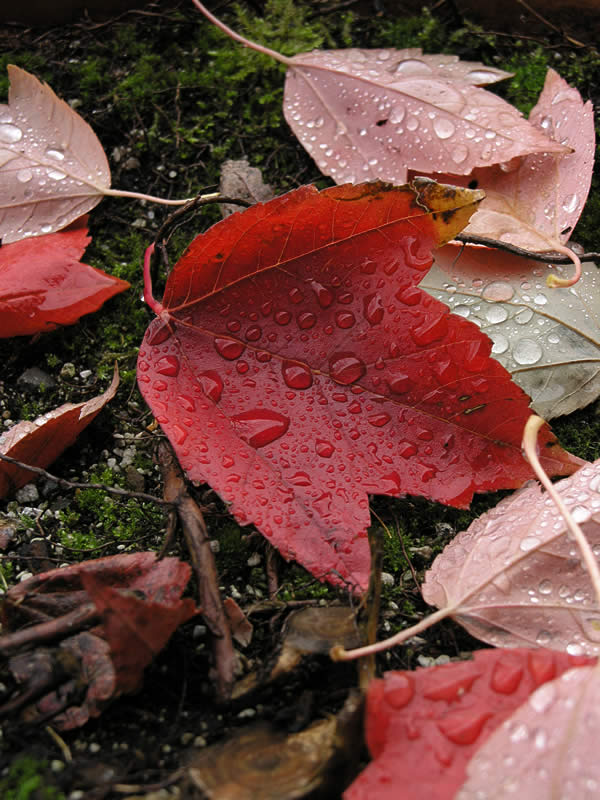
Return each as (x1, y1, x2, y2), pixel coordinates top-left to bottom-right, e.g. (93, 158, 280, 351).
(0, 65, 110, 243)
(431, 69, 595, 252)
(284, 51, 566, 185)
(421, 246, 600, 419)
(421, 460, 600, 657)
(457, 665, 600, 799)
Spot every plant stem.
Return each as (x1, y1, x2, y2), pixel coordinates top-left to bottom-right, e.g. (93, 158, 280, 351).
(143, 243, 165, 316)
(190, 0, 294, 66)
(103, 187, 195, 205)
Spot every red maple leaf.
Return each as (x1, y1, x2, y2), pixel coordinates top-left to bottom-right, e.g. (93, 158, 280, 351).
(345, 649, 595, 800)
(138, 180, 579, 590)
(0, 215, 129, 338)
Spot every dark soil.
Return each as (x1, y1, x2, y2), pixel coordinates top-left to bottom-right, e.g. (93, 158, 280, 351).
(1, 2, 599, 798)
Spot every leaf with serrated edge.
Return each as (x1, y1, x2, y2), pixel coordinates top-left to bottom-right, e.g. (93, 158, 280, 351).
(457, 665, 600, 799)
(284, 50, 566, 186)
(0, 65, 110, 243)
(422, 460, 600, 656)
(138, 180, 579, 591)
(421, 246, 600, 419)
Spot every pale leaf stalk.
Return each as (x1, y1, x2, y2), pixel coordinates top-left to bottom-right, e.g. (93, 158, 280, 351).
(522, 415, 600, 607)
(143, 244, 165, 317)
(103, 187, 199, 206)
(190, 0, 294, 66)
(546, 242, 582, 288)
(330, 606, 452, 662)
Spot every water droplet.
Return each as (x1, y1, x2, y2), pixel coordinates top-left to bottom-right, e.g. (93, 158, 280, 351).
(566, 642, 584, 656)
(406, 116, 419, 132)
(548, 332, 560, 345)
(432, 117, 456, 139)
(529, 682, 556, 713)
(46, 147, 65, 161)
(451, 144, 469, 164)
(290, 471, 311, 486)
(520, 536, 541, 552)
(536, 630, 553, 646)
(41, 224, 52, 234)
(231, 409, 290, 448)
(389, 105, 405, 124)
(466, 68, 502, 84)
(197, 371, 224, 402)
(329, 352, 366, 385)
(515, 308, 533, 325)
(388, 373, 410, 394)
(274, 310, 292, 325)
(155, 355, 180, 377)
(485, 305, 508, 324)
(245, 324, 262, 341)
(368, 412, 391, 427)
(482, 281, 514, 302)
(563, 193, 578, 213)
(513, 339, 543, 365)
(309, 280, 334, 308)
(297, 311, 316, 330)
(147, 321, 172, 345)
(538, 579, 553, 595)
(363, 293, 384, 325)
(179, 395, 196, 412)
(453, 304, 470, 318)
(214, 337, 245, 360)
(0, 122, 22, 143)
(491, 333, 509, 354)
(398, 441, 417, 458)
(315, 440, 335, 458)
(47, 168, 66, 180)
(393, 58, 430, 75)
(16, 168, 32, 183)
(172, 425, 188, 446)
(571, 505, 591, 524)
(533, 293, 547, 306)
(411, 313, 448, 346)
(335, 311, 355, 329)
(288, 287, 304, 304)
(282, 360, 313, 390)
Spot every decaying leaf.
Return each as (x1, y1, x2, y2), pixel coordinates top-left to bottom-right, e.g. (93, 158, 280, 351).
(0, 65, 111, 243)
(421, 247, 600, 419)
(186, 690, 363, 799)
(345, 649, 593, 800)
(0, 215, 129, 338)
(0, 553, 198, 729)
(422, 459, 600, 656)
(457, 664, 600, 799)
(0, 365, 119, 498)
(139, 179, 579, 590)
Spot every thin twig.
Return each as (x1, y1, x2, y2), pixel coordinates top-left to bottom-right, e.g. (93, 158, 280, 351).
(455, 234, 599, 265)
(0, 453, 173, 506)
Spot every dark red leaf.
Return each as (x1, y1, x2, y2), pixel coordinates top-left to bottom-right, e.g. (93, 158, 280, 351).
(0, 366, 119, 498)
(138, 181, 579, 590)
(0, 215, 129, 338)
(345, 649, 595, 800)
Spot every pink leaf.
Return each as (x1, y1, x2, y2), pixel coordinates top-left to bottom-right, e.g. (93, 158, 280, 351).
(0, 366, 119, 498)
(0, 65, 111, 243)
(422, 460, 600, 656)
(0, 215, 129, 337)
(457, 664, 600, 799)
(345, 649, 593, 800)
(284, 51, 566, 185)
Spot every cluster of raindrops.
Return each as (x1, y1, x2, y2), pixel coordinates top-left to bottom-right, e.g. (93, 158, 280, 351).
(421, 256, 600, 419)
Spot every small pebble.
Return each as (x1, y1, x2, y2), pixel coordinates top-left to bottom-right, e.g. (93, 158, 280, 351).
(381, 572, 395, 587)
(15, 484, 39, 504)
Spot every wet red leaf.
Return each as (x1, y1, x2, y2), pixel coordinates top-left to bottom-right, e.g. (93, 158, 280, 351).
(0, 215, 129, 338)
(0, 366, 119, 498)
(345, 649, 594, 800)
(138, 180, 579, 590)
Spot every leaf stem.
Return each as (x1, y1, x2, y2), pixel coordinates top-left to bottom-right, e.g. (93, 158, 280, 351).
(190, 0, 294, 66)
(330, 606, 452, 662)
(545, 243, 582, 287)
(143, 243, 165, 316)
(522, 416, 600, 607)
(102, 187, 197, 206)
(455, 233, 593, 268)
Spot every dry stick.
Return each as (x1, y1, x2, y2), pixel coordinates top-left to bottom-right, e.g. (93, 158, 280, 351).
(0, 453, 173, 507)
(358, 527, 383, 690)
(157, 441, 236, 702)
(455, 233, 600, 267)
(0, 603, 99, 657)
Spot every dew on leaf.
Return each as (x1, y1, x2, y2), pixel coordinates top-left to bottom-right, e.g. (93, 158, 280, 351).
(297, 311, 317, 329)
(308, 280, 334, 308)
(231, 409, 290, 448)
(197, 371, 224, 403)
(432, 117, 456, 139)
(329, 352, 366, 385)
(490, 333, 509, 355)
(282, 360, 313, 390)
(214, 337, 245, 360)
(451, 144, 469, 164)
(315, 440, 335, 458)
(513, 339, 543, 365)
(482, 281, 514, 302)
(335, 311, 356, 328)
(0, 122, 23, 143)
(16, 168, 33, 183)
(485, 305, 508, 324)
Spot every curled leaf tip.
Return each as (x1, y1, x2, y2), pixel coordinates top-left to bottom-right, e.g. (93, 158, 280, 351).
(546, 246, 582, 288)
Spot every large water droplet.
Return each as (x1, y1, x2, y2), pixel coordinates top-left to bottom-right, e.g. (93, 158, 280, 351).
(562, 193, 578, 214)
(47, 168, 66, 181)
(389, 105, 405, 124)
(486, 305, 508, 324)
(466, 68, 503, 84)
(0, 122, 23, 143)
(393, 58, 430, 76)
(513, 339, 543, 365)
(571, 505, 591, 524)
(491, 333, 509, 354)
(282, 360, 313, 390)
(482, 281, 514, 302)
(363, 293, 384, 325)
(335, 311, 355, 329)
(388, 373, 410, 394)
(515, 308, 534, 325)
(329, 352, 366, 385)
(231, 409, 290, 448)
(520, 536, 541, 552)
(16, 168, 33, 183)
(214, 337, 245, 360)
(274, 310, 292, 325)
(245, 324, 262, 341)
(432, 117, 456, 139)
(155, 355, 180, 377)
(309, 280, 334, 308)
(45, 147, 65, 161)
(451, 144, 469, 164)
(406, 116, 419, 132)
(297, 311, 317, 330)
(315, 440, 335, 458)
(368, 412, 391, 427)
(197, 371, 224, 403)
(147, 321, 172, 345)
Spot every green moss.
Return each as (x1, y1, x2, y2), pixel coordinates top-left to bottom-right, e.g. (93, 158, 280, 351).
(0, 757, 65, 800)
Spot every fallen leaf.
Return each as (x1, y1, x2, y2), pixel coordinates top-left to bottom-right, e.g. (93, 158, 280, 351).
(0, 365, 119, 498)
(138, 180, 579, 590)
(284, 50, 564, 185)
(0, 65, 111, 243)
(191, 3, 566, 186)
(457, 664, 600, 799)
(345, 649, 593, 800)
(422, 460, 600, 656)
(219, 158, 274, 218)
(0, 215, 129, 338)
(419, 69, 594, 256)
(1, 553, 197, 729)
(421, 246, 600, 419)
